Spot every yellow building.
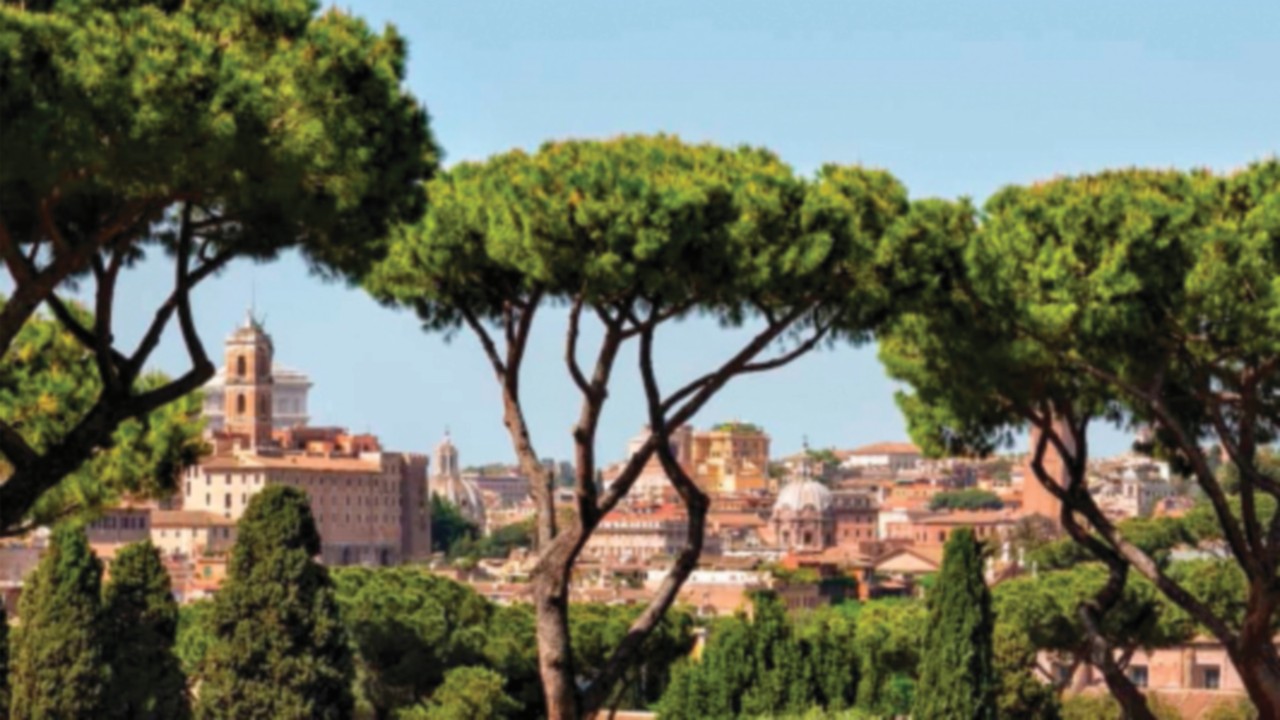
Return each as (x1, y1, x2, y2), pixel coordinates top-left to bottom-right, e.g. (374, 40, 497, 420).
(691, 422, 770, 494)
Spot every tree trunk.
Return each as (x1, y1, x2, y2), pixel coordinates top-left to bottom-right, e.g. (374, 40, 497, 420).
(534, 560, 579, 720)
(1232, 612, 1280, 719)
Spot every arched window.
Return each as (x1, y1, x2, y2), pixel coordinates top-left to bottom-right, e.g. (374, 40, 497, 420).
(236, 394, 246, 415)
(236, 355, 246, 377)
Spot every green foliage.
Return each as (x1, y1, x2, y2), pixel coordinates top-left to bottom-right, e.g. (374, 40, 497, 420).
(449, 518, 534, 560)
(0, 0, 438, 274)
(994, 624, 1060, 720)
(1181, 494, 1279, 545)
(714, 422, 764, 434)
(330, 566, 693, 717)
(1166, 559, 1251, 635)
(409, 666, 521, 720)
(0, 305, 205, 528)
(10, 524, 108, 719)
(1060, 692, 1182, 720)
(1203, 696, 1260, 720)
(914, 528, 996, 720)
(928, 488, 1004, 511)
(174, 600, 213, 684)
(994, 563, 1189, 664)
(1029, 516, 1190, 571)
(1116, 516, 1191, 561)
(196, 486, 353, 720)
(369, 134, 911, 346)
(796, 605, 861, 712)
(1060, 693, 1123, 720)
(332, 566, 492, 718)
(739, 594, 814, 717)
(480, 604, 544, 716)
(1215, 448, 1280, 495)
(431, 495, 478, 554)
(102, 540, 189, 720)
(852, 600, 925, 716)
(570, 602, 695, 710)
(659, 596, 866, 719)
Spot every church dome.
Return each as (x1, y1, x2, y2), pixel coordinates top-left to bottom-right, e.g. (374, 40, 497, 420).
(437, 474, 486, 526)
(773, 479, 833, 516)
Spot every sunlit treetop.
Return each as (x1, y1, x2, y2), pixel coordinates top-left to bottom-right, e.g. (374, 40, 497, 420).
(370, 134, 913, 338)
(881, 162, 1280, 458)
(0, 0, 439, 275)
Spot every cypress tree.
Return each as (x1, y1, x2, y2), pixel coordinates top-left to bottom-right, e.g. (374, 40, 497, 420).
(10, 524, 109, 719)
(914, 527, 997, 720)
(196, 486, 353, 719)
(740, 592, 813, 716)
(103, 540, 190, 719)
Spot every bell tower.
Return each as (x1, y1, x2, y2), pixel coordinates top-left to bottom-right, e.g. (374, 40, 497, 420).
(223, 309, 274, 448)
(1022, 420, 1074, 526)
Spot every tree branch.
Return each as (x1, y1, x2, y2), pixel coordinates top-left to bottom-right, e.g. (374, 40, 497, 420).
(581, 321, 710, 715)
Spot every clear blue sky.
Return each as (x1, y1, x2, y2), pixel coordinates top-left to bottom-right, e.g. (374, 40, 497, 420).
(106, 0, 1280, 466)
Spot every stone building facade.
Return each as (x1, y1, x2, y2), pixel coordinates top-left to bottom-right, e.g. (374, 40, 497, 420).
(184, 313, 431, 566)
(691, 423, 770, 494)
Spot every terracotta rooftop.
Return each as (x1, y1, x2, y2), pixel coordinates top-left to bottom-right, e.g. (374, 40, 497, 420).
(707, 511, 767, 528)
(787, 546, 873, 567)
(849, 442, 922, 456)
(874, 545, 945, 567)
(199, 453, 382, 473)
(916, 510, 1015, 525)
(151, 510, 237, 528)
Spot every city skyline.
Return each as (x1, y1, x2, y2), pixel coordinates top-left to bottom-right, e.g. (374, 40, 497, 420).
(37, 0, 1280, 463)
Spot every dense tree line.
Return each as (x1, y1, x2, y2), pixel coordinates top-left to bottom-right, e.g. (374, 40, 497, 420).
(659, 594, 912, 719)
(928, 489, 1004, 512)
(659, 524, 1260, 720)
(448, 518, 536, 561)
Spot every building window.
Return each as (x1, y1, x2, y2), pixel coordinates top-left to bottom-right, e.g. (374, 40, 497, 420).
(1199, 666, 1221, 689)
(236, 394, 246, 415)
(1129, 665, 1148, 688)
(225, 494, 232, 509)
(236, 355, 246, 378)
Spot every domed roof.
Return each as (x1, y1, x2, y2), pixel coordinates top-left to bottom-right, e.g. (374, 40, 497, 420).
(435, 474, 486, 526)
(773, 478, 833, 515)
